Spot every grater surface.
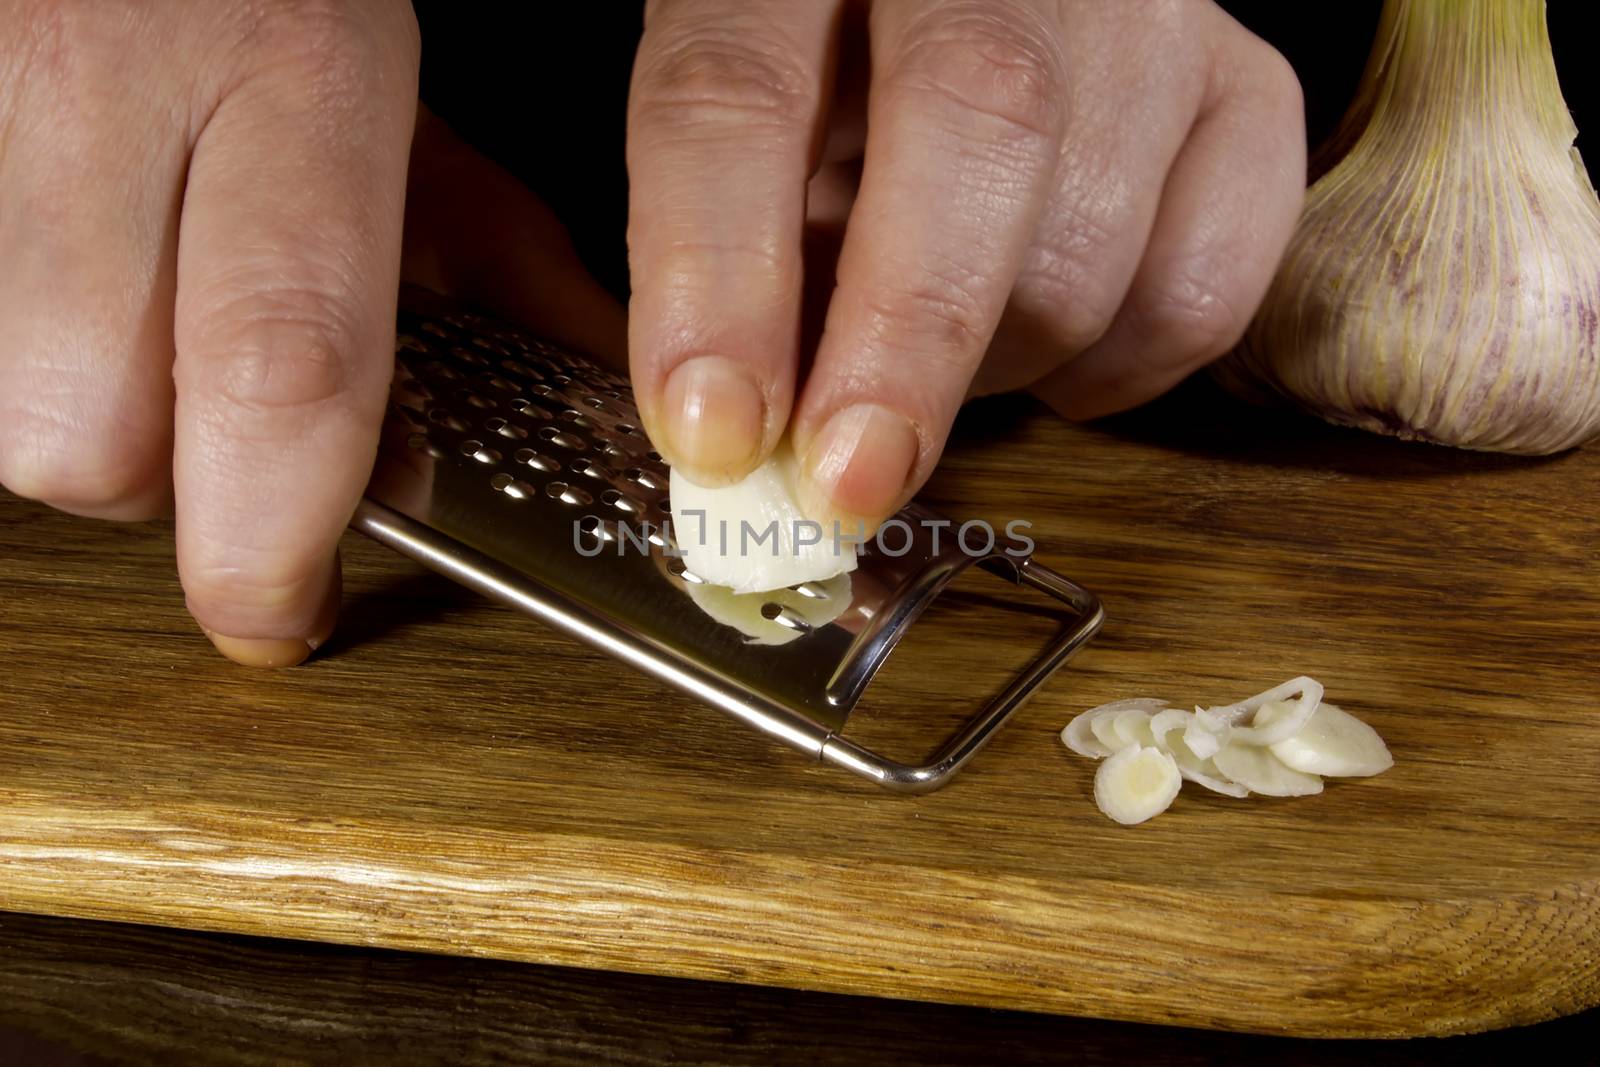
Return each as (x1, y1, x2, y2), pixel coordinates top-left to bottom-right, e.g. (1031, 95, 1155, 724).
(355, 285, 1103, 791)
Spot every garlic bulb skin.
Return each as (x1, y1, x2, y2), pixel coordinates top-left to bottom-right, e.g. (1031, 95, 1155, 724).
(1219, 0, 1600, 455)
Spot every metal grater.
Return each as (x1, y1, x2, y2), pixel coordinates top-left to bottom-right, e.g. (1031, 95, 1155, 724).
(353, 285, 1104, 792)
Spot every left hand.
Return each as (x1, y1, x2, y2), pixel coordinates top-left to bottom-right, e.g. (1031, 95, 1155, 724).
(625, 0, 1306, 530)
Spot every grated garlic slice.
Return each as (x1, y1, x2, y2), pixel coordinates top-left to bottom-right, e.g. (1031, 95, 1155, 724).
(1093, 745, 1183, 825)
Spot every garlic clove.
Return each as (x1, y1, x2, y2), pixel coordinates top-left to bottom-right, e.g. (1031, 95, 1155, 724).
(669, 440, 858, 595)
(684, 572, 853, 647)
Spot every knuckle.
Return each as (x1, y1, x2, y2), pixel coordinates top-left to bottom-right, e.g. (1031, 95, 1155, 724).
(1130, 270, 1246, 361)
(631, 24, 817, 133)
(859, 260, 992, 363)
(0, 403, 161, 509)
(14, 0, 142, 87)
(1014, 222, 1128, 355)
(889, 3, 1066, 144)
(238, 0, 411, 93)
(179, 285, 362, 414)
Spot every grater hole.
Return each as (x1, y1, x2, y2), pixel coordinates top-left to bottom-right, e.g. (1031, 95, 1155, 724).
(666, 557, 706, 584)
(421, 322, 450, 338)
(530, 384, 555, 398)
(423, 361, 461, 381)
(428, 409, 467, 432)
(513, 448, 559, 472)
(582, 395, 608, 410)
(624, 467, 664, 491)
(646, 451, 663, 462)
(569, 457, 614, 480)
(559, 408, 595, 428)
(546, 481, 593, 506)
(537, 426, 587, 451)
(451, 345, 489, 367)
(406, 433, 444, 458)
(657, 498, 672, 514)
(577, 514, 618, 543)
(461, 440, 501, 464)
(491, 473, 536, 500)
(615, 422, 640, 436)
(390, 402, 425, 426)
(790, 581, 829, 600)
(398, 378, 432, 398)
(472, 336, 510, 356)
(480, 373, 520, 394)
(508, 397, 553, 420)
(485, 417, 528, 440)
(760, 603, 812, 633)
(397, 333, 429, 353)
(457, 388, 496, 410)
(552, 374, 573, 386)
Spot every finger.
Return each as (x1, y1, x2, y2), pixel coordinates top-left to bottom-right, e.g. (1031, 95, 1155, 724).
(0, 12, 187, 520)
(789, 0, 1066, 531)
(975, 2, 1213, 398)
(626, 0, 839, 485)
(172, 4, 419, 667)
(1032, 30, 1305, 420)
(402, 106, 628, 368)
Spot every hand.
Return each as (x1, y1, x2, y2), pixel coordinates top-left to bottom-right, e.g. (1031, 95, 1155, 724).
(0, 2, 622, 667)
(625, 0, 1306, 530)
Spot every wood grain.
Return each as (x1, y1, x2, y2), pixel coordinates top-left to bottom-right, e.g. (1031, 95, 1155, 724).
(1, 378, 1596, 1038)
(3, 911, 1596, 1067)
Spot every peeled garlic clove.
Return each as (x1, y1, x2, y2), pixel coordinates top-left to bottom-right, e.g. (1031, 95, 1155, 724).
(1212, 742, 1324, 798)
(1216, 0, 1600, 455)
(1262, 701, 1395, 777)
(669, 440, 857, 594)
(1093, 745, 1183, 825)
(684, 573, 853, 647)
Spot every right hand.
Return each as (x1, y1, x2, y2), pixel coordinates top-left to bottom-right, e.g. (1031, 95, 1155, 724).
(0, 2, 623, 668)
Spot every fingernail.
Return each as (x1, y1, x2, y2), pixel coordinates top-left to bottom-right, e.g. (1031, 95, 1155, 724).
(198, 554, 340, 669)
(660, 356, 766, 485)
(202, 630, 315, 669)
(798, 403, 920, 537)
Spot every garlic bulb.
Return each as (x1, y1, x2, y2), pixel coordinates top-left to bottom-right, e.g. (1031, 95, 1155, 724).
(1218, 0, 1600, 454)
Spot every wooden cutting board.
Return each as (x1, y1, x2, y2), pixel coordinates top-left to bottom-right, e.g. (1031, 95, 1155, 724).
(1, 381, 1596, 1039)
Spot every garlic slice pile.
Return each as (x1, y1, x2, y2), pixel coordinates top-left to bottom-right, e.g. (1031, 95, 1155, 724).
(1060, 677, 1393, 825)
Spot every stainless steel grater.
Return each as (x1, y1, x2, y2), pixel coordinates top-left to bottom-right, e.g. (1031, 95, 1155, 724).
(353, 285, 1104, 792)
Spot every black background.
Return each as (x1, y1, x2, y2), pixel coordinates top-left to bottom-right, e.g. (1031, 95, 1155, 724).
(412, 1, 1596, 304)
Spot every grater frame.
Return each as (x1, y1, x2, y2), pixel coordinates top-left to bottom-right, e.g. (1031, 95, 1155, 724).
(354, 286, 1105, 793)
